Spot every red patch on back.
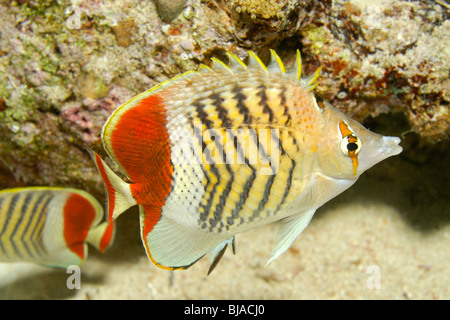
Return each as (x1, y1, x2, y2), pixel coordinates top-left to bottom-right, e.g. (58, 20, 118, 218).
(110, 94, 173, 233)
(99, 222, 115, 252)
(94, 153, 116, 222)
(63, 193, 97, 258)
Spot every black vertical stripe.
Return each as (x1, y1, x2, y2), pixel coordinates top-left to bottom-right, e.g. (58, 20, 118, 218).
(233, 85, 251, 124)
(227, 165, 257, 228)
(232, 127, 246, 164)
(257, 84, 274, 123)
(194, 102, 214, 129)
(193, 97, 238, 231)
(276, 158, 296, 213)
(31, 194, 52, 255)
(209, 127, 235, 231)
(211, 162, 234, 232)
(23, 192, 47, 257)
(0, 196, 8, 257)
(192, 116, 223, 229)
(279, 86, 292, 126)
(249, 127, 272, 166)
(209, 93, 232, 128)
(205, 131, 224, 230)
(193, 123, 215, 223)
(249, 126, 283, 172)
(20, 192, 38, 258)
(272, 128, 285, 155)
(250, 173, 276, 221)
(0, 194, 20, 258)
(9, 193, 34, 258)
(191, 119, 211, 187)
(225, 127, 261, 228)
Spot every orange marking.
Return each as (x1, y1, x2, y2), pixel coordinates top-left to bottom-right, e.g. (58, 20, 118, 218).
(339, 121, 353, 137)
(110, 94, 173, 247)
(63, 193, 97, 259)
(351, 157, 358, 175)
(339, 121, 359, 175)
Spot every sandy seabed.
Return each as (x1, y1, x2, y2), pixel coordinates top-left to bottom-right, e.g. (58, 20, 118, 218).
(0, 138, 449, 300)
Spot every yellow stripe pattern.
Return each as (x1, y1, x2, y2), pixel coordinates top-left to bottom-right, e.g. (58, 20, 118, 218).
(0, 189, 52, 261)
(166, 70, 309, 234)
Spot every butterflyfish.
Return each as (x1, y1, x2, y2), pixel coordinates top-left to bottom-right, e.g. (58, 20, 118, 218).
(89, 50, 402, 274)
(0, 187, 115, 268)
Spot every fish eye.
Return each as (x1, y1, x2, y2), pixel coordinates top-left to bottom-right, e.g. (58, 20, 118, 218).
(339, 136, 361, 156)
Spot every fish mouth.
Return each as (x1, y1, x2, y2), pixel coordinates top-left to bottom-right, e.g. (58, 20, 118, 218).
(380, 136, 403, 157)
(357, 135, 402, 174)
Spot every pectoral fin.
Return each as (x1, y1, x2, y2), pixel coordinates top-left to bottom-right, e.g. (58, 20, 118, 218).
(266, 209, 316, 266)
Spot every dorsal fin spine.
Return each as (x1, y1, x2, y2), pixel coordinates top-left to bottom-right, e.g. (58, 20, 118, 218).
(304, 66, 322, 90)
(198, 64, 212, 73)
(226, 52, 247, 70)
(267, 49, 286, 74)
(247, 51, 268, 72)
(211, 57, 233, 73)
(295, 50, 302, 80)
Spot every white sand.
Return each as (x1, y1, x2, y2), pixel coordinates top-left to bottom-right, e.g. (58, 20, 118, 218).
(1, 153, 449, 300)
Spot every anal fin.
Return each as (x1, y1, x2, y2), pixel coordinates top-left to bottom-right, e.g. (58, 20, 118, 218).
(140, 205, 230, 272)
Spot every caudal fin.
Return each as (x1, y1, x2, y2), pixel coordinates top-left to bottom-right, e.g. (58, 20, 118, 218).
(86, 221, 116, 253)
(87, 148, 137, 222)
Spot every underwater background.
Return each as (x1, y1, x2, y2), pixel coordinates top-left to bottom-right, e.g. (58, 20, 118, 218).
(0, 0, 449, 299)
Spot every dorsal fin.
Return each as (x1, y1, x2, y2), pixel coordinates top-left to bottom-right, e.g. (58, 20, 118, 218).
(201, 49, 320, 92)
(286, 49, 302, 81)
(197, 64, 213, 73)
(267, 49, 286, 74)
(148, 70, 198, 95)
(226, 52, 247, 71)
(211, 57, 233, 73)
(247, 51, 268, 72)
(302, 66, 322, 91)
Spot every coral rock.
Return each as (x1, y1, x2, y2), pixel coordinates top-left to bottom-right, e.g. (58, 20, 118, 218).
(156, 0, 187, 22)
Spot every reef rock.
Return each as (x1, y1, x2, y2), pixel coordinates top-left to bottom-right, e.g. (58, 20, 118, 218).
(0, 0, 448, 193)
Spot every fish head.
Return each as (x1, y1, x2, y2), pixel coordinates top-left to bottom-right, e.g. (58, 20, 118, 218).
(314, 99, 403, 180)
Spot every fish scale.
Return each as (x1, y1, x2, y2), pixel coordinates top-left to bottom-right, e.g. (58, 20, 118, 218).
(188, 125, 290, 232)
(90, 49, 403, 273)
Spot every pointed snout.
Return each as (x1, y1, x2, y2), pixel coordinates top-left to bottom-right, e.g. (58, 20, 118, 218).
(357, 135, 402, 174)
(380, 136, 403, 158)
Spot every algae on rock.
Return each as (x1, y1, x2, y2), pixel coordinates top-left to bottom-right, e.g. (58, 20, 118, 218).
(0, 0, 448, 195)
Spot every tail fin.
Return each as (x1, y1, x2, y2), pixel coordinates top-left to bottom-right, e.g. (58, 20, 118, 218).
(86, 221, 116, 253)
(87, 148, 137, 222)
